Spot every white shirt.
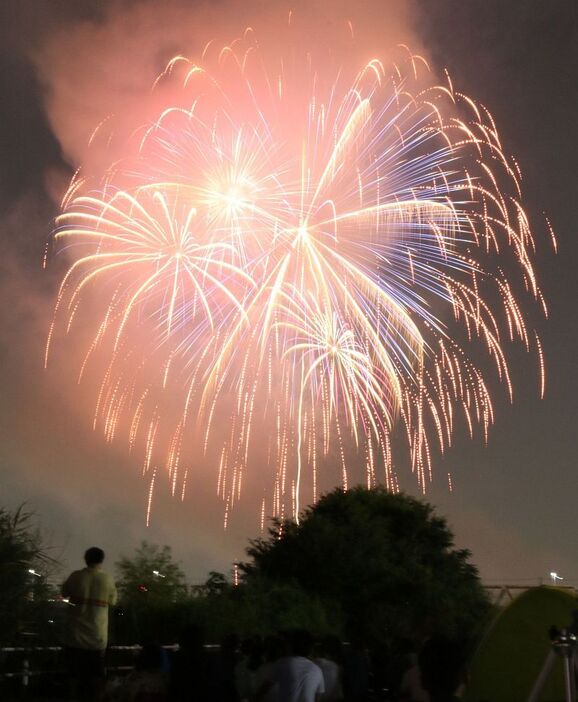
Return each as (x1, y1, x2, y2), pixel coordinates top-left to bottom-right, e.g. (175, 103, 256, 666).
(269, 656, 325, 702)
(314, 658, 343, 701)
(61, 567, 117, 650)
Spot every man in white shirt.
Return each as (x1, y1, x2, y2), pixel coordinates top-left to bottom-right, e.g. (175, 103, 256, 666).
(62, 547, 117, 700)
(256, 630, 325, 702)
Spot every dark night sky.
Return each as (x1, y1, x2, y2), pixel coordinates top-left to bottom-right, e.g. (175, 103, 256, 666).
(0, 0, 576, 584)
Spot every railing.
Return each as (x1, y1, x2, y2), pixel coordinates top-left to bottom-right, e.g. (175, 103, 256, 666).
(0, 643, 188, 697)
(484, 583, 577, 607)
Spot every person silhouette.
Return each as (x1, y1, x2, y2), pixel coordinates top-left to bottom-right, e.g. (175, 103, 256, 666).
(62, 547, 118, 701)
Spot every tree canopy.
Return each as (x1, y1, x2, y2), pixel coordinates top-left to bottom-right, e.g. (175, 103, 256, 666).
(0, 505, 55, 642)
(242, 487, 490, 647)
(115, 540, 188, 606)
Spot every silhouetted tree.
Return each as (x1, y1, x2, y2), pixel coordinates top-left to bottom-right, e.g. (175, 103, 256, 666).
(116, 540, 188, 606)
(0, 505, 55, 642)
(199, 576, 341, 641)
(113, 541, 190, 643)
(241, 487, 490, 647)
(191, 570, 230, 598)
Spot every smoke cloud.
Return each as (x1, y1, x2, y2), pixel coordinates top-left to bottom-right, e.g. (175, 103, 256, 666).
(29, 0, 421, 176)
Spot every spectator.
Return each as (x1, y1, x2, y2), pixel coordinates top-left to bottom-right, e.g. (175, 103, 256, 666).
(418, 636, 466, 702)
(169, 624, 211, 701)
(399, 617, 436, 702)
(254, 634, 286, 702)
(255, 629, 325, 702)
(121, 643, 168, 702)
(398, 646, 429, 702)
(62, 546, 118, 701)
(236, 636, 263, 701)
(314, 636, 344, 701)
(342, 634, 370, 702)
(219, 632, 242, 702)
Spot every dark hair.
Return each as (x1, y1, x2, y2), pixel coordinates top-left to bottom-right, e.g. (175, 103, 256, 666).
(263, 634, 286, 663)
(289, 629, 314, 658)
(321, 634, 343, 663)
(84, 547, 105, 566)
(419, 635, 466, 701)
(178, 624, 205, 651)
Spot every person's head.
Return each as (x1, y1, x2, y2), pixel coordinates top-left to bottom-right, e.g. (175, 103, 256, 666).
(84, 547, 105, 567)
(289, 629, 314, 658)
(244, 636, 264, 670)
(220, 632, 240, 655)
(263, 634, 285, 663)
(321, 635, 343, 662)
(419, 635, 466, 702)
(178, 623, 205, 652)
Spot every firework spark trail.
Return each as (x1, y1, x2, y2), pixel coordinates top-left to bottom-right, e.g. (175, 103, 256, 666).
(47, 29, 551, 523)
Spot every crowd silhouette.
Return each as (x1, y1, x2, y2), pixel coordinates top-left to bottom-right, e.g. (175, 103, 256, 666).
(98, 624, 465, 702)
(59, 547, 466, 702)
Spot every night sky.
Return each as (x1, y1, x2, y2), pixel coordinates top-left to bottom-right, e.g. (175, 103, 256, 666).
(0, 0, 576, 585)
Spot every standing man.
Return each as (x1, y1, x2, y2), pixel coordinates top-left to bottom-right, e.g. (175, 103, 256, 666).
(256, 629, 325, 702)
(62, 547, 117, 701)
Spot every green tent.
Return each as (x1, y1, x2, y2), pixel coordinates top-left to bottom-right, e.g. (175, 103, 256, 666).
(465, 586, 577, 702)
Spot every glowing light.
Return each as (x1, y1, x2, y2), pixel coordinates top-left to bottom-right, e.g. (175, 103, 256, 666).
(47, 30, 552, 523)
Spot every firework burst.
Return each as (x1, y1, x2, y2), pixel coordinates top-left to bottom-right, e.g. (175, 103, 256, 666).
(47, 29, 551, 523)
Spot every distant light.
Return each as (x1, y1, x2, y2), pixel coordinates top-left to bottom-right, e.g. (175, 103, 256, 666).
(550, 571, 564, 583)
(152, 570, 166, 578)
(28, 569, 41, 577)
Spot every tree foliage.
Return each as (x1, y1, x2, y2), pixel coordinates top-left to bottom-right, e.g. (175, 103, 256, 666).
(112, 557, 339, 644)
(191, 570, 230, 598)
(115, 540, 188, 606)
(0, 505, 55, 642)
(242, 487, 491, 647)
(197, 576, 341, 642)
